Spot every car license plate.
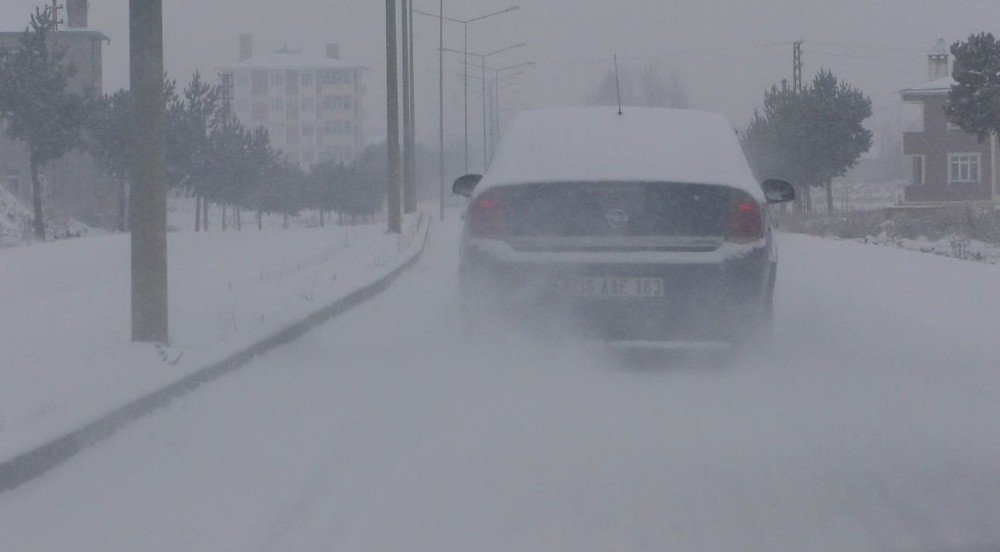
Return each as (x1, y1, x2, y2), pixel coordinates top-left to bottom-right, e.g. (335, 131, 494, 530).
(560, 277, 665, 298)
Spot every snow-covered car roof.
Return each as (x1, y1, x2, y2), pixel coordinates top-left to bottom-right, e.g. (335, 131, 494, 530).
(477, 107, 764, 201)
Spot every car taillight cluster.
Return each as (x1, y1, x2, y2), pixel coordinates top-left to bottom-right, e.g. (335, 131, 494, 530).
(469, 190, 509, 238)
(727, 195, 764, 244)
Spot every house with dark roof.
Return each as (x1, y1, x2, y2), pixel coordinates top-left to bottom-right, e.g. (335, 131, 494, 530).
(901, 48, 998, 203)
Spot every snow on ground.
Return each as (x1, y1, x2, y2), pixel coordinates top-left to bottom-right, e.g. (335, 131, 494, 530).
(0, 213, 422, 463)
(0, 184, 100, 246)
(1, 219, 998, 551)
(859, 232, 1000, 265)
(0, 184, 36, 247)
(165, 193, 359, 233)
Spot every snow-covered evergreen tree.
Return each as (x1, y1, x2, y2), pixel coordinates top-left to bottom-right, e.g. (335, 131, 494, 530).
(0, 8, 87, 240)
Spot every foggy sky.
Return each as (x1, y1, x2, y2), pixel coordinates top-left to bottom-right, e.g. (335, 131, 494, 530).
(1, 0, 995, 150)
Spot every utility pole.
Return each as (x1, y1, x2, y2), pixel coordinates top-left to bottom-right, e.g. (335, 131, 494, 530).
(438, 0, 445, 221)
(404, 0, 417, 214)
(793, 41, 803, 93)
(46, 0, 64, 48)
(386, 0, 402, 233)
(463, 24, 469, 173)
(129, 0, 169, 343)
(401, 0, 414, 214)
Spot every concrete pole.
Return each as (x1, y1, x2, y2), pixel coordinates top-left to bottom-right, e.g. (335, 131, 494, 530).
(386, 0, 402, 233)
(129, 0, 169, 344)
(463, 24, 469, 174)
(481, 59, 487, 171)
(439, 0, 445, 221)
(404, 0, 417, 213)
(401, 0, 414, 213)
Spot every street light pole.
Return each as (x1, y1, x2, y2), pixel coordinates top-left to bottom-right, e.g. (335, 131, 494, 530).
(481, 56, 487, 170)
(443, 44, 527, 171)
(462, 59, 533, 164)
(414, 5, 520, 175)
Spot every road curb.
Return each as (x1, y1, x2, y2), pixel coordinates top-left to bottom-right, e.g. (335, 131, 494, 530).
(0, 214, 431, 495)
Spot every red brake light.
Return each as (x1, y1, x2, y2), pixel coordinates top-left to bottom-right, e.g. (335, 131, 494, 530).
(469, 191, 508, 238)
(727, 198, 764, 243)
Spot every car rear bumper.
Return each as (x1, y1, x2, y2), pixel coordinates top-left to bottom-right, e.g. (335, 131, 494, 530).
(461, 240, 774, 342)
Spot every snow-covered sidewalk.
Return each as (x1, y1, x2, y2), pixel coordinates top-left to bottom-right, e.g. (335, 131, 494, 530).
(0, 214, 425, 463)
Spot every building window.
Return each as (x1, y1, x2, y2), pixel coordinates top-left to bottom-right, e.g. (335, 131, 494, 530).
(301, 97, 314, 112)
(301, 72, 314, 86)
(323, 120, 353, 135)
(318, 69, 354, 86)
(912, 155, 924, 186)
(251, 70, 268, 95)
(321, 95, 352, 111)
(949, 153, 980, 184)
(271, 71, 284, 87)
(271, 97, 285, 113)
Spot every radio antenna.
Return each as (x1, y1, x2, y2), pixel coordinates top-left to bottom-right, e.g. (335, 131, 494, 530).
(614, 54, 623, 115)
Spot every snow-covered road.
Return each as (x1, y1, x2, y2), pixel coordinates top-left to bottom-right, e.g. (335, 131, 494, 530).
(2, 218, 999, 551)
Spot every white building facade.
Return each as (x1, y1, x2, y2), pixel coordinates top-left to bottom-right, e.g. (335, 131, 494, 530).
(221, 37, 367, 170)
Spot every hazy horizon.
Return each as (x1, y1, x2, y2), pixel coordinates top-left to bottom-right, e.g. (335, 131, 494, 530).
(1, 0, 993, 146)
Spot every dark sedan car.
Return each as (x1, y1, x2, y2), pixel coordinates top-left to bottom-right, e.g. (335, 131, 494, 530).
(454, 107, 794, 349)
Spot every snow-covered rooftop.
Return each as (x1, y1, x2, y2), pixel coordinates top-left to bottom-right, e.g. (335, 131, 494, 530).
(900, 76, 954, 97)
(480, 107, 763, 200)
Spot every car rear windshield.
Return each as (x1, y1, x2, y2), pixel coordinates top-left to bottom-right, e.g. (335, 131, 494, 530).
(501, 182, 734, 238)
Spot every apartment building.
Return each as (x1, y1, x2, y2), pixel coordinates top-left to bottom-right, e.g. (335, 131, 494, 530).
(221, 35, 367, 170)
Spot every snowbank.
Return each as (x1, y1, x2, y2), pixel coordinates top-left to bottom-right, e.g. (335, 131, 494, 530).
(0, 184, 100, 246)
(0, 214, 424, 463)
(860, 233, 1000, 265)
(0, 185, 35, 247)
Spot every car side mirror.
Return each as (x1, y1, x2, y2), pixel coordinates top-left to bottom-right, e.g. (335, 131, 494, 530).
(453, 174, 483, 198)
(761, 179, 795, 204)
